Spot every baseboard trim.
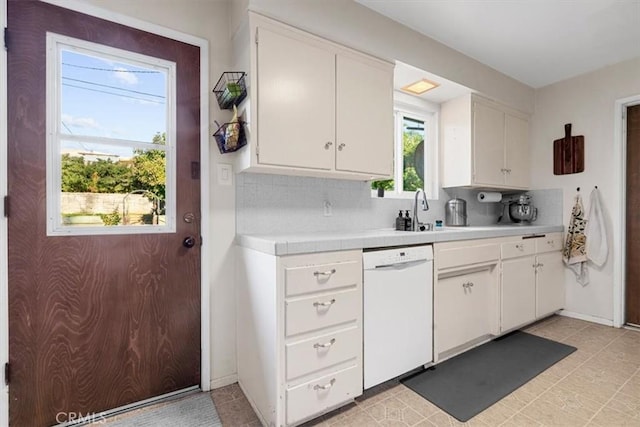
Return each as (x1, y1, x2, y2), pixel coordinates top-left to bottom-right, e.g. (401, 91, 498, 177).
(210, 373, 238, 390)
(559, 310, 614, 327)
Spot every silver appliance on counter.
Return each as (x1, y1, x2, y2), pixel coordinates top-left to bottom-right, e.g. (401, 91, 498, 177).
(445, 198, 467, 226)
(508, 194, 538, 223)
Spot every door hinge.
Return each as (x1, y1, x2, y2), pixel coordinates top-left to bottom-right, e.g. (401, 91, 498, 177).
(4, 28, 8, 51)
(3, 195, 8, 218)
(255, 29, 259, 45)
(4, 362, 9, 385)
(256, 143, 259, 160)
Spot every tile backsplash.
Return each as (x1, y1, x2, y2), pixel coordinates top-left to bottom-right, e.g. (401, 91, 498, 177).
(236, 173, 563, 235)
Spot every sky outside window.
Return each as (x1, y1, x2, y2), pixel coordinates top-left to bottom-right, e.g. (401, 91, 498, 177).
(60, 49, 167, 160)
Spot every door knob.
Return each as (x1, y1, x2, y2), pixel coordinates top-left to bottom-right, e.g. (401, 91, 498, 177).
(183, 236, 197, 248)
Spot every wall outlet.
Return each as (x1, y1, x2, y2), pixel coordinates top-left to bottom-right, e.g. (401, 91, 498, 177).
(323, 200, 332, 217)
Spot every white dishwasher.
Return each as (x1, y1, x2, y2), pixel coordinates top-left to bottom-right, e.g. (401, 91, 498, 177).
(363, 245, 434, 389)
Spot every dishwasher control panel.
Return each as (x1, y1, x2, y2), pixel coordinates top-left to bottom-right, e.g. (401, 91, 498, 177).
(363, 245, 433, 269)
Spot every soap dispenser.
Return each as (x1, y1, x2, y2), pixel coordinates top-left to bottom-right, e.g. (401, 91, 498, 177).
(404, 210, 412, 231)
(395, 210, 404, 231)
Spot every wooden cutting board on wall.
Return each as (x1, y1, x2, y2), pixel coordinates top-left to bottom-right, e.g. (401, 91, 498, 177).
(553, 123, 584, 175)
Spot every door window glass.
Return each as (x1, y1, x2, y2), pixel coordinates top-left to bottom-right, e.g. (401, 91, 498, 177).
(46, 33, 176, 235)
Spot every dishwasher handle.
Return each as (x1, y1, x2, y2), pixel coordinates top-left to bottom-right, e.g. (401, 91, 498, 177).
(367, 258, 429, 270)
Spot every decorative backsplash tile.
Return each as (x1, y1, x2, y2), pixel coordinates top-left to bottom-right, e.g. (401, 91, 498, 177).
(236, 173, 562, 235)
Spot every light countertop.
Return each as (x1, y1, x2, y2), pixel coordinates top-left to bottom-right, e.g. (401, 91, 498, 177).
(236, 224, 564, 255)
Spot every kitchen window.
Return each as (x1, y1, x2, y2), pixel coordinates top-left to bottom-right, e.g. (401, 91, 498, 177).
(372, 106, 437, 199)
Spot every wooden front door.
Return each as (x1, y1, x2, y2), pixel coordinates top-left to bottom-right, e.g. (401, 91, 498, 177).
(7, 2, 201, 426)
(626, 104, 640, 326)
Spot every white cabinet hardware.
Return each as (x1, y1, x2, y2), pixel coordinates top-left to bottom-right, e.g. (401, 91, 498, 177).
(313, 338, 336, 349)
(313, 299, 336, 308)
(313, 379, 336, 391)
(313, 268, 336, 277)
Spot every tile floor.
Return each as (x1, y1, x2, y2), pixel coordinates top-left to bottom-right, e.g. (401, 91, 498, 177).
(209, 315, 640, 426)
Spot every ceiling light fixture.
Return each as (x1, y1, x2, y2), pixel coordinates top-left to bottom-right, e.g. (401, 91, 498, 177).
(401, 78, 440, 95)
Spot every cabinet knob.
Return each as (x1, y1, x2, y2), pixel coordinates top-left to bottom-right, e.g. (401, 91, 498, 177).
(338, 143, 346, 151)
(324, 141, 333, 150)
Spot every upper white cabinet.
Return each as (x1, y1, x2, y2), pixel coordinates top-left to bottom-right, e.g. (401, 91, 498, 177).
(234, 12, 394, 180)
(256, 25, 335, 171)
(441, 94, 530, 189)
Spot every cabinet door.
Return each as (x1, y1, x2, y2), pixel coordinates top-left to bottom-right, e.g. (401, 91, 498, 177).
(256, 26, 335, 170)
(501, 257, 536, 332)
(536, 252, 565, 318)
(505, 114, 530, 188)
(473, 101, 506, 186)
(335, 53, 393, 176)
(436, 268, 494, 354)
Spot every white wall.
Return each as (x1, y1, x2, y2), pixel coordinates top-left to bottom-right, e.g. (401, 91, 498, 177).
(531, 57, 640, 323)
(80, 0, 238, 387)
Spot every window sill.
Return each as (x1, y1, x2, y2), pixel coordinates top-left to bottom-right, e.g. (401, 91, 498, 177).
(370, 190, 437, 200)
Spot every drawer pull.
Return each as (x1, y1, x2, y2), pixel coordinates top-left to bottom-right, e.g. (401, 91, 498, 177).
(313, 268, 336, 278)
(547, 240, 554, 245)
(516, 244, 524, 250)
(462, 282, 475, 289)
(313, 298, 336, 308)
(313, 338, 336, 349)
(313, 378, 336, 391)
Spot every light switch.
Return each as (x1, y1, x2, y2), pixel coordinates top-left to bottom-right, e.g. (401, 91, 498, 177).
(217, 163, 233, 186)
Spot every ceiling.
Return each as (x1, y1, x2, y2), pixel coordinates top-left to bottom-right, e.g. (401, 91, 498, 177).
(357, 0, 640, 88)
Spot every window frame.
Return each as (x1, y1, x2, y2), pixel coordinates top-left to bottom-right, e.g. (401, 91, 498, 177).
(45, 32, 177, 236)
(372, 96, 439, 200)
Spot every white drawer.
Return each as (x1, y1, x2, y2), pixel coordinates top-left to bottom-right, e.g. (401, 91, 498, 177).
(285, 260, 360, 297)
(501, 239, 535, 259)
(535, 233, 563, 253)
(286, 365, 362, 426)
(286, 326, 360, 380)
(286, 288, 360, 337)
(437, 243, 500, 270)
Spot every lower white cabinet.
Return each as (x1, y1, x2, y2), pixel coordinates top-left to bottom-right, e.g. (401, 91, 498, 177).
(500, 233, 565, 333)
(500, 240, 537, 332)
(237, 248, 363, 426)
(536, 250, 565, 318)
(434, 239, 501, 361)
(434, 232, 565, 361)
(436, 268, 495, 354)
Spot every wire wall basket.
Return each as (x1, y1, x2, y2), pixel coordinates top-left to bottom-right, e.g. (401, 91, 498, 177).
(213, 72, 247, 110)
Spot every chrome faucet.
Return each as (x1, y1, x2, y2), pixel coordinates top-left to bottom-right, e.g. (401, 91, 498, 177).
(413, 189, 430, 231)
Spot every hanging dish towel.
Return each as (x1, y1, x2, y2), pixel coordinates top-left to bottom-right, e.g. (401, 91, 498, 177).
(563, 193, 589, 285)
(585, 187, 608, 266)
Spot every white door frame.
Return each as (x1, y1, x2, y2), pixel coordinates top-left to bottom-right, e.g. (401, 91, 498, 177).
(613, 94, 640, 328)
(0, 2, 211, 425)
